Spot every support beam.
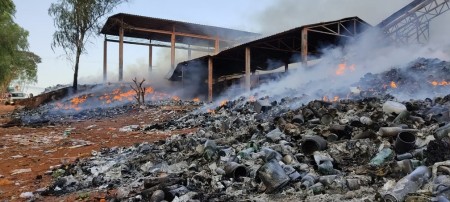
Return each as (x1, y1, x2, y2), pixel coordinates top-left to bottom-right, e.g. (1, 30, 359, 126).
(208, 57, 213, 102)
(119, 26, 124, 81)
(105, 39, 211, 52)
(214, 37, 220, 54)
(171, 31, 176, 69)
(188, 44, 192, 60)
(103, 36, 107, 82)
(285, 63, 289, 72)
(149, 40, 153, 73)
(301, 28, 308, 66)
(245, 47, 251, 92)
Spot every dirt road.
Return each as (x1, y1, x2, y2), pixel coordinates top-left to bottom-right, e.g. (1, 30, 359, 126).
(0, 105, 192, 201)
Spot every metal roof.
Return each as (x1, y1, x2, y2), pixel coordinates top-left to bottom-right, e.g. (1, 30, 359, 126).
(169, 17, 371, 81)
(100, 13, 259, 46)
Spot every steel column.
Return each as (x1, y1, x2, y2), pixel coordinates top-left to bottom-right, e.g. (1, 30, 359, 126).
(103, 36, 107, 82)
(149, 40, 153, 73)
(214, 37, 220, 54)
(171, 30, 176, 69)
(208, 57, 213, 102)
(301, 28, 308, 66)
(245, 47, 251, 92)
(285, 63, 288, 72)
(119, 26, 124, 81)
(188, 44, 192, 60)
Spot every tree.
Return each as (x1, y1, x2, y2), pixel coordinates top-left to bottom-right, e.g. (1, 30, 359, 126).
(49, 0, 127, 92)
(0, 0, 41, 93)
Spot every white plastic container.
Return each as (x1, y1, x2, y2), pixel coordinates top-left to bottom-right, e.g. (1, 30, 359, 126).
(382, 101, 407, 114)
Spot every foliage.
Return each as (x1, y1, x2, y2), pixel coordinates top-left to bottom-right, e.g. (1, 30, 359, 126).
(0, 0, 41, 93)
(48, 0, 127, 91)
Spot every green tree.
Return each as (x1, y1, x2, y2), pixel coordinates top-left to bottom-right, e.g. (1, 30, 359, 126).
(0, 0, 41, 93)
(49, 0, 127, 91)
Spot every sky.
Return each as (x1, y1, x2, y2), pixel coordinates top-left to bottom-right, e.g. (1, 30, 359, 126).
(12, 0, 450, 94)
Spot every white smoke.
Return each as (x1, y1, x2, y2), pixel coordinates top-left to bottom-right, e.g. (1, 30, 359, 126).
(251, 0, 409, 35)
(201, 27, 450, 112)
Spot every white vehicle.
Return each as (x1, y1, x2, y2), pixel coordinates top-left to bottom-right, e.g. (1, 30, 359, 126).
(7, 92, 28, 104)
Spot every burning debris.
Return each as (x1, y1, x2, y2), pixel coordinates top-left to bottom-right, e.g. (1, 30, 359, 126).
(1, 58, 443, 201)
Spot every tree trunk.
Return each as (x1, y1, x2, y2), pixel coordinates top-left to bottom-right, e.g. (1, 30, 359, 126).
(73, 47, 81, 92)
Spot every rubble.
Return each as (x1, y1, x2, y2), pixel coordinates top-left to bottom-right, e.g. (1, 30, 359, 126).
(4, 58, 450, 201)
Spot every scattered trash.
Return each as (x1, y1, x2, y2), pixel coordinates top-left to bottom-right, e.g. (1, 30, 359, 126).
(11, 168, 32, 175)
(119, 125, 140, 132)
(19, 192, 34, 199)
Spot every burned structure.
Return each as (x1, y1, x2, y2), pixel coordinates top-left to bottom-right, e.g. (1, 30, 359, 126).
(100, 13, 259, 82)
(101, 0, 450, 102)
(169, 17, 371, 101)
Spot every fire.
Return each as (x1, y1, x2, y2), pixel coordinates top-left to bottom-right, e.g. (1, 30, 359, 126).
(323, 96, 339, 102)
(172, 96, 180, 101)
(53, 84, 198, 112)
(220, 99, 228, 106)
(429, 80, 449, 86)
(390, 81, 398, 88)
(113, 90, 134, 101)
(248, 96, 256, 102)
(333, 96, 339, 102)
(71, 95, 87, 105)
(336, 63, 355, 76)
(145, 87, 154, 94)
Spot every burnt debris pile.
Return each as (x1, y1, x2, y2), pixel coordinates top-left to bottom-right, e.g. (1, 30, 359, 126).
(35, 93, 450, 201)
(355, 58, 450, 98)
(7, 57, 450, 201)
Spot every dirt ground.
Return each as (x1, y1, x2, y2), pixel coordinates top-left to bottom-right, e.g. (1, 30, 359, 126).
(0, 105, 195, 201)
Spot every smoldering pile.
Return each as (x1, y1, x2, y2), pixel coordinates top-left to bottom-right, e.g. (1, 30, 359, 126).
(5, 83, 201, 127)
(355, 57, 450, 99)
(29, 91, 450, 201)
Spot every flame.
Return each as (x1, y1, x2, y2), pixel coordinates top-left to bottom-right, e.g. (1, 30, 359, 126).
(429, 80, 449, 86)
(248, 96, 256, 102)
(113, 90, 134, 101)
(390, 81, 398, 88)
(207, 109, 215, 114)
(172, 96, 180, 101)
(333, 96, 339, 102)
(71, 95, 87, 105)
(220, 99, 228, 106)
(323, 96, 339, 102)
(145, 87, 154, 94)
(336, 63, 355, 76)
(53, 84, 197, 111)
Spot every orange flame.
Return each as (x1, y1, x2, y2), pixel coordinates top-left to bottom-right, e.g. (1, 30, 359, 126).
(336, 63, 355, 76)
(71, 95, 87, 105)
(323, 96, 339, 102)
(192, 97, 200, 102)
(333, 96, 339, 102)
(145, 87, 154, 94)
(172, 96, 180, 101)
(390, 81, 398, 88)
(429, 80, 449, 86)
(220, 99, 228, 106)
(113, 90, 135, 101)
(248, 96, 256, 102)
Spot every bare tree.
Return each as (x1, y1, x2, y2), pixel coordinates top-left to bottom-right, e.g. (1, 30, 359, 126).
(130, 77, 146, 106)
(49, 0, 127, 91)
